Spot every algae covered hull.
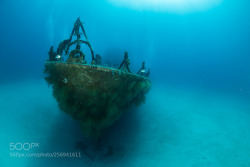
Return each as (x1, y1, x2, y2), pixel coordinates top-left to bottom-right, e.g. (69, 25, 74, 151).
(44, 62, 151, 138)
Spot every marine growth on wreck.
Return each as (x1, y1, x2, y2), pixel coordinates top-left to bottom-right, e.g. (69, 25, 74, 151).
(44, 17, 151, 138)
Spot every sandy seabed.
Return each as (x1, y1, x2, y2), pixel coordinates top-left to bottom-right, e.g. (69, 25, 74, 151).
(0, 79, 249, 167)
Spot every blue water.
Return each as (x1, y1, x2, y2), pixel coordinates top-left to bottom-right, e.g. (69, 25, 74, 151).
(0, 0, 249, 166)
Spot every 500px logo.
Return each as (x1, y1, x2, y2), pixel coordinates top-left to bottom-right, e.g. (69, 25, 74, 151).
(10, 143, 39, 151)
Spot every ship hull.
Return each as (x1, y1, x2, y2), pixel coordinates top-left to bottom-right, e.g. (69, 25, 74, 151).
(44, 62, 151, 138)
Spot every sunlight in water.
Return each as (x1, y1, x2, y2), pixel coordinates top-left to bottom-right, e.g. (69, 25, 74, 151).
(108, 0, 223, 13)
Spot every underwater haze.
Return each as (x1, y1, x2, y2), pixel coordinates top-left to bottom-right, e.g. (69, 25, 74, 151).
(0, 0, 250, 166)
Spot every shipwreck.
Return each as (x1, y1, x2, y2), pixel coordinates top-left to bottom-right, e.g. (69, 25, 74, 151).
(44, 17, 151, 138)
